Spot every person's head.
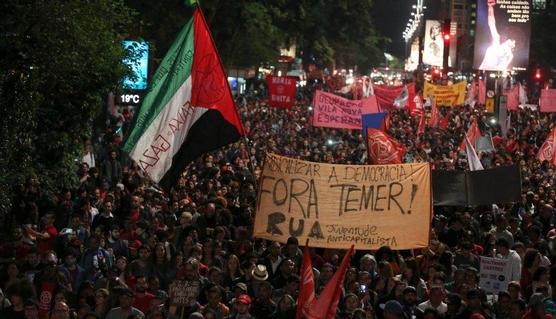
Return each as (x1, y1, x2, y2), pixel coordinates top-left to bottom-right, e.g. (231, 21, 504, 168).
(118, 289, 134, 309)
(344, 293, 360, 313)
(277, 294, 295, 313)
(234, 294, 251, 314)
(359, 254, 376, 272)
(207, 286, 222, 306)
(378, 261, 393, 278)
(466, 289, 482, 309)
(402, 286, 418, 306)
(135, 276, 148, 292)
(510, 299, 527, 319)
(429, 286, 444, 305)
(523, 248, 541, 269)
(94, 288, 109, 306)
(138, 246, 151, 261)
(183, 258, 199, 281)
(257, 281, 273, 300)
(52, 301, 70, 319)
(529, 293, 547, 316)
(383, 300, 404, 319)
(446, 293, 462, 313)
(24, 299, 39, 319)
(286, 237, 299, 255)
(269, 241, 281, 257)
(496, 238, 510, 255)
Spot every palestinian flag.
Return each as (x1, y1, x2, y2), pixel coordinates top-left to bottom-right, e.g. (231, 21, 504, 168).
(122, 8, 244, 188)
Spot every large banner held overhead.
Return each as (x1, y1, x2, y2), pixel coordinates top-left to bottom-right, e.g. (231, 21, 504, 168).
(254, 153, 432, 250)
(267, 75, 297, 109)
(312, 90, 376, 129)
(423, 81, 467, 107)
(432, 165, 521, 206)
(423, 20, 444, 67)
(473, 0, 532, 71)
(540, 89, 556, 112)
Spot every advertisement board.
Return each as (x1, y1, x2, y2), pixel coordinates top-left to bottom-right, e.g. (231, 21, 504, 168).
(423, 20, 444, 67)
(123, 40, 149, 90)
(473, 0, 532, 71)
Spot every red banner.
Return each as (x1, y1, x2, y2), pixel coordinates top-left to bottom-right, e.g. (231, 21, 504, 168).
(540, 89, 556, 113)
(504, 85, 519, 111)
(267, 75, 297, 109)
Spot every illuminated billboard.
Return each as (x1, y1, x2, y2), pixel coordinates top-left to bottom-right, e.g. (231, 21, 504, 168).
(423, 20, 444, 67)
(123, 40, 149, 90)
(473, 0, 531, 71)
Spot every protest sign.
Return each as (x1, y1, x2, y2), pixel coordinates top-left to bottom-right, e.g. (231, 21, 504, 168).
(480, 256, 511, 294)
(312, 90, 376, 129)
(253, 153, 432, 250)
(267, 75, 296, 109)
(423, 81, 467, 107)
(540, 89, 556, 112)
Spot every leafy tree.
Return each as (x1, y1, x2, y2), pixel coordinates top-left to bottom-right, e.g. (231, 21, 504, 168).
(127, 0, 387, 71)
(0, 0, 136, 220)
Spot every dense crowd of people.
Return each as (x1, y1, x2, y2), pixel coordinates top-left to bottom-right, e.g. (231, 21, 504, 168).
(2, 80, 556, 319)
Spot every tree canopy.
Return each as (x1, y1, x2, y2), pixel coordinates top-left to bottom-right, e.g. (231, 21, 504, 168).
(0, 0, 136, 216)
(126, 0, 388, 71)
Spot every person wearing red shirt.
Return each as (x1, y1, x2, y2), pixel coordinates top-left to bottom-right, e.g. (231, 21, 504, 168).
(132, 276, 154, 314)
(25, 214, 58, 255)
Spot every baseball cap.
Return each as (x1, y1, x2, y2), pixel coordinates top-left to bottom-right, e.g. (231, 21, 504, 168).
(381, 300, 403, 315)
(236, 294, 251, 305)
(234, 282, 248, 292)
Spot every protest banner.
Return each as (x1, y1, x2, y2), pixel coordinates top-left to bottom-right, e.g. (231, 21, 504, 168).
(253, 153, 432, 250)
(540, 89, 556, 112)
(312, 90, 377, 129)
(423, 81, 467, 107)
(473, 0, 532, 71)
(267, 75, 297, 109)
(480, 256, 511, 294)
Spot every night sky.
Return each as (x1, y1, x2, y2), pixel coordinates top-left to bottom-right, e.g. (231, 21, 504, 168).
(373, 0, 413, 58)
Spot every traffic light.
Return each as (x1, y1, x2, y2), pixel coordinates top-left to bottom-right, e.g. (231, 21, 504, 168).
(535, 68, 542, 81)
(442, 19, 451, 70)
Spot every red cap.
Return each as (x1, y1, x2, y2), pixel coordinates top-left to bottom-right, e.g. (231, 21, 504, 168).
(236, 294, 251, 305)
(129, 240, 142, 250)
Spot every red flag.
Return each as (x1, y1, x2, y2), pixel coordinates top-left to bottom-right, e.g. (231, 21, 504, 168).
(459, 117, 481, 151)
(439, 112, 450, 130)
(306, 245, 355, 319)
(504, 85, 519, 111)
(267, 75, 296, 109)
(367, 128, 406, 164)
(478, 79, 486, 105)
(537, 127, 556, 165)
(296, 243, 316, 319)
(429, 98, 440, 127)
(417, 110, 426, 135)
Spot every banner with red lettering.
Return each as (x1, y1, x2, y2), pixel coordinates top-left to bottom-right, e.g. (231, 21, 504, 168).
(267, 75, 297, 109)
(312, 90, 376, 129)
(540, 89, 556, 113)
